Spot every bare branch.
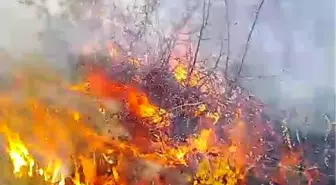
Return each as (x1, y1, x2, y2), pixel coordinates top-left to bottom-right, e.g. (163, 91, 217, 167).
(236, 0, 266, 79)
(236, 74, 278, 81)
(223, 0, 231, 80)
(322, 114, 336, 133)
(157, 4, 200, 67)
(169, 102, 204, 112)
(187, 0, 211, 86)
(197, 40, 225, 89)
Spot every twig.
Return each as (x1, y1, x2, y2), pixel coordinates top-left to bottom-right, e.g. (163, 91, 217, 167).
(197, 40, 225, 89)
(187, 0, 211, 86)
(295, 128, 301, 145)
(223, 0, 231, 80)
(236, 0, 266, 79)
(322, 114, 335, 136)
(322, 114, 335, 168)
(158, 3, 199, 67)
(237, 74, 278, 81)
(169, 102, 204, 112)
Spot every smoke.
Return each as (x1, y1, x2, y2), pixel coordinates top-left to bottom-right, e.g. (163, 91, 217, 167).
(0, 0, 334, 133)
(207, 0, 335, 133)
(156, 0, 335, 133)
(238, 0, 336, 132)
(0, 1, 42, 54)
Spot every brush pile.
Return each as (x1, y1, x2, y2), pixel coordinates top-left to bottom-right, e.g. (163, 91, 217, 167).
(0, 42, 334, 185)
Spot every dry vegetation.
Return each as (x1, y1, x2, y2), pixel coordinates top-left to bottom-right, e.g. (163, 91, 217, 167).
(0, 0, 334, 185)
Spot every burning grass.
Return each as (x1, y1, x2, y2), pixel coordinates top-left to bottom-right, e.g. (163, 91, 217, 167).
(0, 49, 334, 185)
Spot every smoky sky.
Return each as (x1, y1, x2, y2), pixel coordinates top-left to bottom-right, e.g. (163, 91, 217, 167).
(157, 0, 335, 130)
(0, 0, 335, 132)
(0, 1, 41, 54)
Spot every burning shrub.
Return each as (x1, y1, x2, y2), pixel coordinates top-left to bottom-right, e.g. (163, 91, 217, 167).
(0, 49, 333, 185)
(0, 0, 334, 182)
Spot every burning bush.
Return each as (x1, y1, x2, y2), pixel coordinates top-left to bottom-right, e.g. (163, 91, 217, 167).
(0, 46, 333, 185)
(1, 0, 334, 184)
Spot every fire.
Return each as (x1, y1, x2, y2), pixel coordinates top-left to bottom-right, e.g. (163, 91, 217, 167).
(0, 124, 35, 177)
(173, 63, 201, 88)
(169, 40, 221, 95)
(0, 124, 66, 184)
(73, 70, 169, 127)
(194, 157, 243, 185)
(174, 63, 188, 82)
(190, 129, 214, 152)
(0, 47, 326, 185)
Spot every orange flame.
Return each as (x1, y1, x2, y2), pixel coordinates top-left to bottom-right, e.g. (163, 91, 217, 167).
(0, 51, 318, 185)
(73, 70, 169, 127)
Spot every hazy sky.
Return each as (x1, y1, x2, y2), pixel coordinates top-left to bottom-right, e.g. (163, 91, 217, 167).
(0, 1, 42, 54)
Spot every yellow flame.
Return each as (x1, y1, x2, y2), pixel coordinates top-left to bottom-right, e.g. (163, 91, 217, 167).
(207, 112, 220, 124)
(174, 64, 188, 82)
(74, 112, 81, 122)
(173, 63, 202, 87)
(190, 129, 213, 152)
(0, 124, 35, 177)
(0, 63, 253, 185)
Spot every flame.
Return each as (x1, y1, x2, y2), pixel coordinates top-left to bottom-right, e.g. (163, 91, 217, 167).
(194, 157, 243, 185)
(72, 70, 169, 127)
(173, 63, 201, 88)
(107, 41, 121, 59)
(0, 124, 67, 184)
(190, 129, 214, 152)
(0, 53, 321, 185)
(174, 63, 188, 82)
(0, 124, 35, 177)
(170, 46, 222, 96)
